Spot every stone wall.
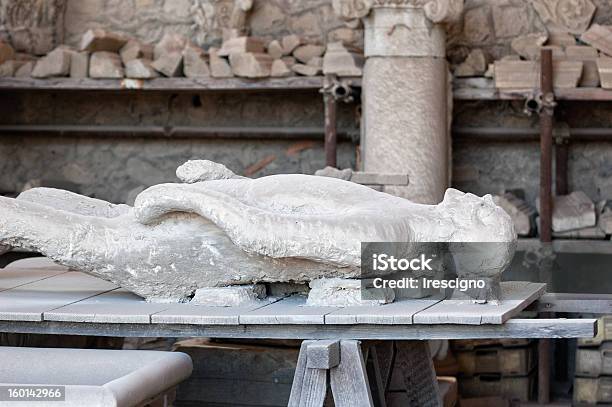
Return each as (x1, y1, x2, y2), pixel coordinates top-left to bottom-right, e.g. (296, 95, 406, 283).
(58, 0, 612, 62)
(0, 0, 66, 55)
(452, 100, 612, 205)
(447, 0, 610, 63)
(62, 0, 358, 49)
(0, 90, 358, 203)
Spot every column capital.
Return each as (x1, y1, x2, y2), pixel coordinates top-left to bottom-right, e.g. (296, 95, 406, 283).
(422, 0, 463, 23)
(332, 0, 463, 24)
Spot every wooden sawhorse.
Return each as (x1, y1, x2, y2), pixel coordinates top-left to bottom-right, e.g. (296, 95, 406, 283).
(289, 340, 440, 407)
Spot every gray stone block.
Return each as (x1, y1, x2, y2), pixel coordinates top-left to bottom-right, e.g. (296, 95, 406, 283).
(125, 58, 158, 79)
(31, 47, 71, 78)
(80, 28, 128, 53)
(70, 51, 89, 78)
(89, 51, 124, 78)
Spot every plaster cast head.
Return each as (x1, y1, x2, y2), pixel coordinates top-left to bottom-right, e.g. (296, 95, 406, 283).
(436, 188, 517, 243)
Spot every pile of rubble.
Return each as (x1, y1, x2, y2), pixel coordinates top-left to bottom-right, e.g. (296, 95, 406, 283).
(0, 29, 364, 80)
(453, 1, 612, 91)
(494, 190, 612, 239)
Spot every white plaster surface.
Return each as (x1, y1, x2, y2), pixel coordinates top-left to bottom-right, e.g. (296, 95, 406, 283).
(191, 284, 268, 306)
(306, 278, 395, 306)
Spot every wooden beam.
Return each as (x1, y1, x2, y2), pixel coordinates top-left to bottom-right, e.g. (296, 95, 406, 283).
(0, 319, 596, 339)
(0, 77, 361, 92)
(537, 293, 612, 313)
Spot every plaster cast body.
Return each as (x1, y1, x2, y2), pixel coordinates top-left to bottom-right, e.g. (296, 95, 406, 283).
(0, 160, 515, 303)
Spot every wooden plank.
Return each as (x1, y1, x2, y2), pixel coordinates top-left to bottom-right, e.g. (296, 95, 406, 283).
(299, 368, 328, 407)
(537, 292, 612, 313)
(240, 295, 338, 325)
(454, 86, 612, 101)
(0, 318, 596, 339)
(289, 341, 312, 407)
(0, 272, 117, 321)
(43, 288, 169, 323)
(0, 267, 67, 293)
(4, 257, 67, 270)
(412, 282, 545, 325)
(325, 296, 443, 325)
(152, 301, 275, 325)
(330, 340, 374, 407)
(0, 76, 359, 92)
(350, 172, 409, 186)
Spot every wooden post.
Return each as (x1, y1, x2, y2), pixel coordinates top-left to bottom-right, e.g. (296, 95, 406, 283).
(330, 341, 375, 407)
(538, 47, 555, 406)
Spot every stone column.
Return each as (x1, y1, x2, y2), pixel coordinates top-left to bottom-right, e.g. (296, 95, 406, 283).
(333, 0, 463, 204)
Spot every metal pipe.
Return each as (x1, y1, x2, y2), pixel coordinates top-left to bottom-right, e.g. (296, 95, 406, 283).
(539, 48, 554, 244)
(0, 125, 358, 141)
(453, 127, 612, 142)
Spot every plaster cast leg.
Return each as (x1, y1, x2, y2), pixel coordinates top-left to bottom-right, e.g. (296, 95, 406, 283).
(447, 275, 502, 305)
(448, 240, 516, 303)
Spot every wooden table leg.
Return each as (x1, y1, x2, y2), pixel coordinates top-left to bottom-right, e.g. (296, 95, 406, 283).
(330, 340, 375, 407)
(289, 340, 330, 407)
(289, 340, 386, 407)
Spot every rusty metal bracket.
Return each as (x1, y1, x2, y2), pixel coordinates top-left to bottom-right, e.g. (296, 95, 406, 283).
(524, 91, 557, 116)
(320, 75, 356, 103)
